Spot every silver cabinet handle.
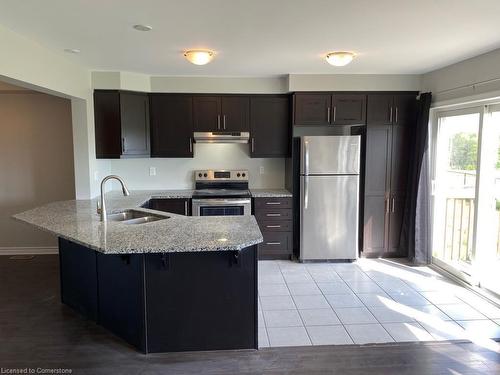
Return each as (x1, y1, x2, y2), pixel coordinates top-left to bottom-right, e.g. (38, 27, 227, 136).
(217, 114, 221, 129)
(223, 115, 226, 130)
(333, 106, 337, 123)
(391, 197, 395, 213)
(266, 202, 281, 205)
(385, 198, 389, 214)
(327, 107, 331, 123)
(389, 107, 393, 123)
(266, 242, 281, 245)
(184, 200, 188, 215)
(121, 137, 125, 153)
(266, 225, 281, 228)
(251, 138, 255, 153)
(266, 213, 281, 217)
(189, 137, 193, 153)
(395, 107, 399, 124)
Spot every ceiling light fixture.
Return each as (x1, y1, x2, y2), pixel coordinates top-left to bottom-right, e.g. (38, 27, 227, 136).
(184, 50, 215, 65)
(64, 48, 80, 54)
(133, 24, 153, 31)
(325, 51, 355, 66)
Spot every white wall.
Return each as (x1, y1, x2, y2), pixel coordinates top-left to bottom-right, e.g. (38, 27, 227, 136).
(421, 48, 500, 104)
(151, 76, 288, 93)
(109, 144, 285, 190)
(288, 74, 421, 91)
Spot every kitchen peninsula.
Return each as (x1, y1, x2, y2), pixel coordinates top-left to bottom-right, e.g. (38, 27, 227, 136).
(14, 191, 263, 353)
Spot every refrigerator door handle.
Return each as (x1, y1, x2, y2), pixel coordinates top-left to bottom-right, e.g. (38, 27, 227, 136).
(304, 176, 309, 209)
(304, 140, 310, 175)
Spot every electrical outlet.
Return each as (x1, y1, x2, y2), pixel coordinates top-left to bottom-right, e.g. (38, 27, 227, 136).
(149, 167, 156, 176)
(260, 166, 265, 175)
(94, 171, 99, 181)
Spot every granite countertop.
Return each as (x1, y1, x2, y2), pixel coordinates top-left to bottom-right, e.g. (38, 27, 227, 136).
(13, 190, 263, 255)
(250, 189, 292, 198)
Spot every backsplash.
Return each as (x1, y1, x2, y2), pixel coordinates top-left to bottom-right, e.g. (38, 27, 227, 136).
(107, 143, 285, 190)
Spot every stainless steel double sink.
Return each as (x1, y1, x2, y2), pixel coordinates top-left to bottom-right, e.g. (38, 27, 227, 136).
(106, 209, 169, 225)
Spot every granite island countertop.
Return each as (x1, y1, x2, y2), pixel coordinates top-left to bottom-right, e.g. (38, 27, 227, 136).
(13, 190, 263, 254)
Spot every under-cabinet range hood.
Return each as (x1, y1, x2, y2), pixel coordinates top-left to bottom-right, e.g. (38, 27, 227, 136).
(193, 132, 250, 144)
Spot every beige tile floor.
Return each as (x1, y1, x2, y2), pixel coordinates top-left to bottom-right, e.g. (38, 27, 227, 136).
(258, 259, 500, 348)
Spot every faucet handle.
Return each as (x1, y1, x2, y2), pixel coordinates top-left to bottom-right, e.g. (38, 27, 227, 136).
(96, 200, 102, 215)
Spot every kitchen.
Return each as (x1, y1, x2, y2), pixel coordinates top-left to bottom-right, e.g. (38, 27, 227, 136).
(1, 1, 500, 374)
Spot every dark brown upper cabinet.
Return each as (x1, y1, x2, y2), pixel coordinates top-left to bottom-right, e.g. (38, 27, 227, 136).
(293, 93, 331, 126)
(94, 90, 150, 159)
(150, 94, 193, 158)
(250, 95, 290, 158)
(94, 91, 121, 158)
(193, 95, 249, 132)
(331, 94, 366, 125)
(367, 93, 417, 126)
(293, 93, 366, 126)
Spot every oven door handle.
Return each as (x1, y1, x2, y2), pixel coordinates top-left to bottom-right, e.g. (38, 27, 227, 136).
(191, 199, 251, 205)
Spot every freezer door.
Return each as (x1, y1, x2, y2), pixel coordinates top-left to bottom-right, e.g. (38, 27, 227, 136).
(300, 175, 359, 260)
(300, 136, 360, 175)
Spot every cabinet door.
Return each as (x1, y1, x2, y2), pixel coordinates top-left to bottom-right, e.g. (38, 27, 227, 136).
(387, 124, 411, 255)
(363, 125, 391, 255)
(94, 90, 121, 158)
(394, 94, 417, 126)
(250, 96, 290, 157)
(332, 94, 366, 125)
(145, 249, 257, 352)
(293, 93, 331, 126)
(221, 96, 249, 132)
(367, 94, 393, 125)
(97, 253, 146, 353)
(388, 194, 406, 255)
(150, 95, 193, 158)
(149, 198, 190, 215)
(193, 96, 221, 131)
(120, 92, 150, 157)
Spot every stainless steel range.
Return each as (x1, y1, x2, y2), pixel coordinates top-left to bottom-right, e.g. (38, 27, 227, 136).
(191, 170, 251, 216)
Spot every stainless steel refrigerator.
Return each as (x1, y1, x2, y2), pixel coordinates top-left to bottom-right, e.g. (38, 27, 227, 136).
(299, 136, 361, 261)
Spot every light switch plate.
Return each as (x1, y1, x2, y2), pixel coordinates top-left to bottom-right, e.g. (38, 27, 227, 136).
(149, 167, 156, 176)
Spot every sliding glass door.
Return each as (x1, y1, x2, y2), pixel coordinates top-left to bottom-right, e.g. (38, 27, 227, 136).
(432, 104, 500, 296)
(475, 105, 500, 295)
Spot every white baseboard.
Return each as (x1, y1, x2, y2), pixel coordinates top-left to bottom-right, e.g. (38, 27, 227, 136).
(0, 246, 58, 255)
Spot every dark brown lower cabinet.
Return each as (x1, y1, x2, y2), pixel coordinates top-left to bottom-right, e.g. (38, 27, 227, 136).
(254, 197, 293, 260)
(59, 238, 258, 353)
(147, 198, 190, 215)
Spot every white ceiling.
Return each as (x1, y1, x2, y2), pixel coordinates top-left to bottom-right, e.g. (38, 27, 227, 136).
(1, 0, 500, 76)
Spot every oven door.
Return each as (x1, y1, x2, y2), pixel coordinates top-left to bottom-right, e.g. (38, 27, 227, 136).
(192, 198, 251, 216)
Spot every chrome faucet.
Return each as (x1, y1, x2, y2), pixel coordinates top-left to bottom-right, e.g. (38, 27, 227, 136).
(97, 175, 130, 222)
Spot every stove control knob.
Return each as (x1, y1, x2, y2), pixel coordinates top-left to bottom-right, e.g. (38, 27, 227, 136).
(237, 173, 241, 177)
(242, 173, 246, 177)
(203, 173, 208, 177)
(198, 173, 202, 178)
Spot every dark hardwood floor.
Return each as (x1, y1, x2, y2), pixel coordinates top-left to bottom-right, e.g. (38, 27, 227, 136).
(0, 255, 499, 375)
